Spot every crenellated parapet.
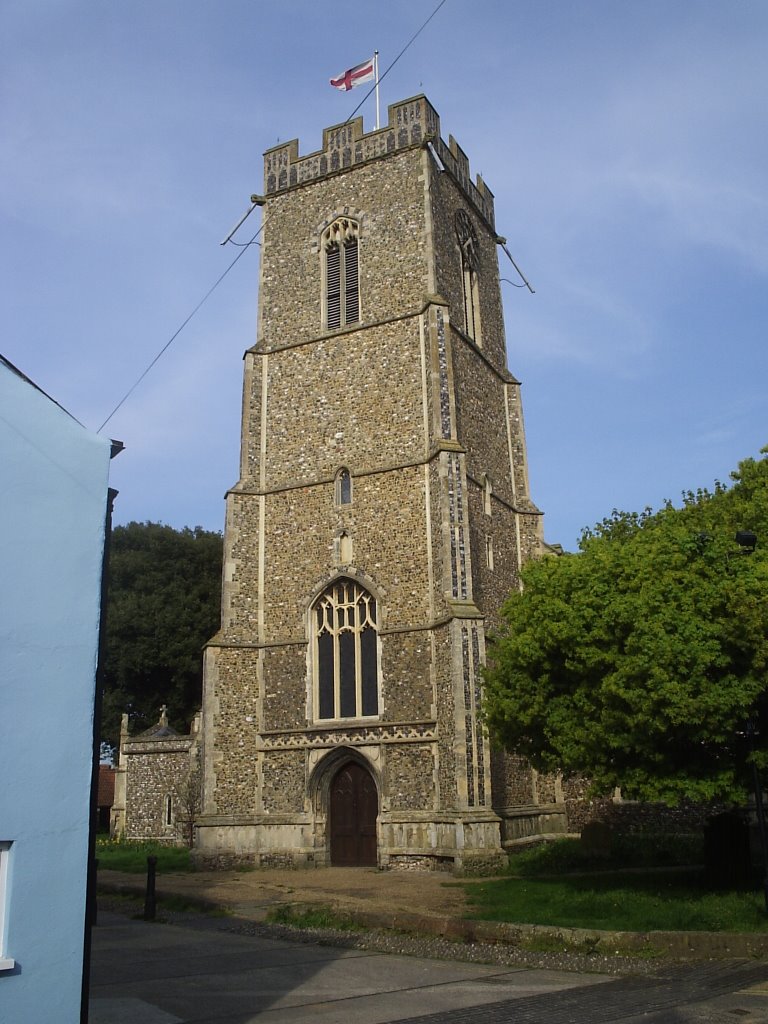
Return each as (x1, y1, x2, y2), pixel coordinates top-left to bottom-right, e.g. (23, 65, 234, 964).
(263, 94, 495, 229)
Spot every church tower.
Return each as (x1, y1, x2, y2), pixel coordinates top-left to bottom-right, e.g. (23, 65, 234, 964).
(195, 96, 549, 871)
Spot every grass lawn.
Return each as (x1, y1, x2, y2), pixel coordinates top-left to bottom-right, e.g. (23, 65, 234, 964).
(267, 904, 364, 932)
(463, 839, 768, 933)
(506, 833, 703, 875)
(96, 839, 191, 873)
(464, 871, 768, 932)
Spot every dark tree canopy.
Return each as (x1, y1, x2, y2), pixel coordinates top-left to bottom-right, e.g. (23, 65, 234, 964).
(483, 449, 768, 805)
(101, 522, 223, 753)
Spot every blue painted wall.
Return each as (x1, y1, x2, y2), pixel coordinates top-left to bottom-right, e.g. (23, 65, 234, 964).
(0, 359, 112, 1020)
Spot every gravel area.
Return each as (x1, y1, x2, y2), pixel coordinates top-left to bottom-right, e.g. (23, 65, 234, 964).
(226, 919, 668, 976)
(97, 893, 666, 977)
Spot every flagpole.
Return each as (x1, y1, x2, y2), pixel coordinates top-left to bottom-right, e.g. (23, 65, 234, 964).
(374, 50, 380, 129)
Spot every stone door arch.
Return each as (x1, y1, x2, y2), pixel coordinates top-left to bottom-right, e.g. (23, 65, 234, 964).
(329, 761, 378, 866)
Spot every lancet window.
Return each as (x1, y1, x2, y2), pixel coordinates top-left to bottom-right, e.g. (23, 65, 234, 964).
(335, 467, 352, 505)
(483, 474, 493, 516)
(323, 218, 360, 330)
(455, 209, 481, 343)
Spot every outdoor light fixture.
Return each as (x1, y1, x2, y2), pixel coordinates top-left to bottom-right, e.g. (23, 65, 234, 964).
(735, 530, 758, 552)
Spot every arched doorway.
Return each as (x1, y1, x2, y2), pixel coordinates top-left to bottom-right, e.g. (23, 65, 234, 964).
(329, 762, 378, 866)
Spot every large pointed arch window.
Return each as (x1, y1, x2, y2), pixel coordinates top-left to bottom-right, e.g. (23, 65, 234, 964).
(323, 218, 360, 330)
(314, 578, 379, 720)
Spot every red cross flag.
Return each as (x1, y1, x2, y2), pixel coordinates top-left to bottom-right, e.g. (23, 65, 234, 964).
(330, 56, 376, 92)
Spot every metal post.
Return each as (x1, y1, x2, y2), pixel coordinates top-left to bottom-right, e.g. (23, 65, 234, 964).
(752, 763, 768, 913)
(144, 856, 157, 921)
(374, 51, 380, 130)
(732, 534, 766, 911)
(80, 485, 118, 1024)
(93, 859, 98, 926)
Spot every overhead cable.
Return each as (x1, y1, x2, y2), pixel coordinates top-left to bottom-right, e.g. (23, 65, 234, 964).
(96, 218, 263, 433)
(96, 0, 450, 433)
(346, 0, 450, 123)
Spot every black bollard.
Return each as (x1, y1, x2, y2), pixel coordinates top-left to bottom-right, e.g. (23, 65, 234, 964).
(753, 764, 768, 913)
(144, 855, 157, 920)
(93, 857, 98, 926)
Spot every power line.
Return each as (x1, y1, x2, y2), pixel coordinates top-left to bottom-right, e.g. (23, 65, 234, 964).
(347, 0, 450, 124)
(96, 0, 450, 434)
(96, 218, 263, 433)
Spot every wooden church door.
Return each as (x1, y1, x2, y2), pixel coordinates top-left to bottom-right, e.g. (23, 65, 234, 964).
(329, 762, 378, 866)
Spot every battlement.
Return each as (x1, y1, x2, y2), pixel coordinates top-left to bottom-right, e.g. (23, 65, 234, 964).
(263, 94, 495, 229)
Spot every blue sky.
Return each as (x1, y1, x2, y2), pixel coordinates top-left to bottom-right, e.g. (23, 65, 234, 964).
(3, 1, 766, 551)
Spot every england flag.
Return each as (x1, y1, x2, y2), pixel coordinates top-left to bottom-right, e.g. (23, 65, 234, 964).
(330, 56, 376, 92)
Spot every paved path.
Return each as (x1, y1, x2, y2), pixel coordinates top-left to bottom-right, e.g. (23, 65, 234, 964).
(89, 909, 609, 1023)
(89, 910, 768, 1024)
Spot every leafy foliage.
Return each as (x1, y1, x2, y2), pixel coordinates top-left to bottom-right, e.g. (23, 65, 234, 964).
(101, 522, 222, 753)
(483, 450, 768, 804)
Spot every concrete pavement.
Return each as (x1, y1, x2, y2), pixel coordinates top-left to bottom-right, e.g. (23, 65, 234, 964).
(89, 909, 768, 1024)
(89, 909, 610, 1024)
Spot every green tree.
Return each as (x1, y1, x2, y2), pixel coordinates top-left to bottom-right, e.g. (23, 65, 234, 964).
(101, 522, 222, 754)
(483, 450, 768, 805)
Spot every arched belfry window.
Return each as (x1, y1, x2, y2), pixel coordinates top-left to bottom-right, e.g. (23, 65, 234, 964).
(455, 209, 481, 343)
(323, 218, 360, 330)
(314, 578, 379, 720)
(335, 467, 352, 505)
